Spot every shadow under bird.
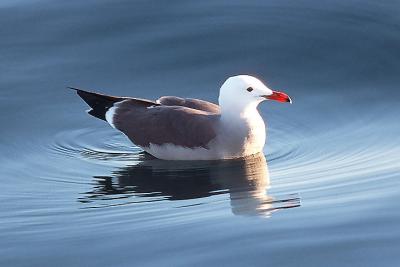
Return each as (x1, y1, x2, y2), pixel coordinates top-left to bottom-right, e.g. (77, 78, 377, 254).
(72, 75, 292, 160)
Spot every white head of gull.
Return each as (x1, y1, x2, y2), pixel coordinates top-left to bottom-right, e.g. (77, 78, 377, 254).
(72, 75, 292, 160)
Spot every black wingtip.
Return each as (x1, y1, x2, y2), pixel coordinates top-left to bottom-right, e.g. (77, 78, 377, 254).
(68, 86, 98, 97)
(71, 87, 124, 121)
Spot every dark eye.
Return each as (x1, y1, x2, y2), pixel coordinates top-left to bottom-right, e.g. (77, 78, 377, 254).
(246, 87, 253, 92)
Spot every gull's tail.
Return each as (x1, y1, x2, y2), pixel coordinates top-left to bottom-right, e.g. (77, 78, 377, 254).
(69, 87, 124, 121)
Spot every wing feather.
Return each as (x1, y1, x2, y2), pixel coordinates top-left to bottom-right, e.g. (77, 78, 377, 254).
(157, 96, 220, 114)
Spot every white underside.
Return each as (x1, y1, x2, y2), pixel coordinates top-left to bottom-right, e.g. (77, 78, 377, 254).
(141, 143, 222, 160)
(140, 139, 263, 161)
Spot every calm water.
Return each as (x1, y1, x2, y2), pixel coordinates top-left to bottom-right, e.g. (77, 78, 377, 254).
(1, 0, 400, 266)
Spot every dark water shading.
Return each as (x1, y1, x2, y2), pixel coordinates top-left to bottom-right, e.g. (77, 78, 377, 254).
(1, 0, 400, 266)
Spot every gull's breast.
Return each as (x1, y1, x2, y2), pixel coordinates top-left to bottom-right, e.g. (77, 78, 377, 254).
(216, 112, 266, 158)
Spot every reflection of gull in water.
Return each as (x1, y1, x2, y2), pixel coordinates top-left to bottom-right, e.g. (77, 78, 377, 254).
(80, 153, 300, 217)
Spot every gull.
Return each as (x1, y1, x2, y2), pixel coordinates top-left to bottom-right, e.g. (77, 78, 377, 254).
(71, 75, 291, 160)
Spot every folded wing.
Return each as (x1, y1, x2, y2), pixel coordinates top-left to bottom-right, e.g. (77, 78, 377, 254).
(112, 100, 218, 149)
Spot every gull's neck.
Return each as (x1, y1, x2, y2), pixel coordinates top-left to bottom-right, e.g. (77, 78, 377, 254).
(220, 101, 261, 120)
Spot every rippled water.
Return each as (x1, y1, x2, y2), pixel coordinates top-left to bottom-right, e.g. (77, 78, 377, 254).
(1, 1, 400, 266)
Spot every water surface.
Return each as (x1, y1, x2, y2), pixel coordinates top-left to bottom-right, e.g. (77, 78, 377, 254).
(1, 0, 400, 266)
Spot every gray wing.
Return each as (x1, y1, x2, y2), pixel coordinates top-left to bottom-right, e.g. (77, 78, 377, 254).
(112, 99, 218, 149)
(157, 96, 220, 114)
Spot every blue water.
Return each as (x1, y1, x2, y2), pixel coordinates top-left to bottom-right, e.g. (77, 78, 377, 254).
(1, 1, 400, 266)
